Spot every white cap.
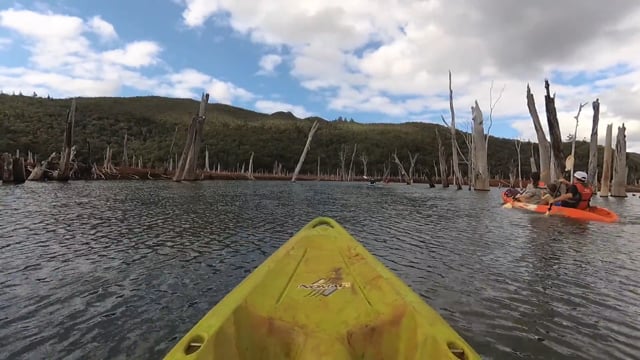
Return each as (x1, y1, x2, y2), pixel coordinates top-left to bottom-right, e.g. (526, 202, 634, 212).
(574, 171, 588, 182)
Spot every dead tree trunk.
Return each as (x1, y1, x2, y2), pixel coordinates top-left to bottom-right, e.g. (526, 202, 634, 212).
(407, 151, 419, 184)
(527, 84, 551, 184)
(168, 126, 178, 171)
(317, 155, 320, 180)
(12, 157, 25, 183)
(360, 153, 368, 178)
(291, 120, 319, 182)
(588, 99, 600, 187)
(1, 153, 12, 182)
(122, 132, 129, 167)
(392, 150, 411, 184)
(339, 145, 347, 181)
(515, 139, 523, 189)
(205, 145, 210, 172)
(347, 143, 357, 181)
(435, 128, 449, 187)
(382, 160, 391, 182)
(509, 160, 517, 188)
(611, 124, 627, 197)
(544, 80, 565, 182)
(446, 71, 463, 189)
(472, 101, 489, 190)
(27, 152, 57, 181)
(174, 92, 209, 181)
(569, 102, 588, 177)
(54, 98, 76, 181)
(247, 152, 255, 180)
(530, 142, 537, 173)
(600, 124, 613, 197)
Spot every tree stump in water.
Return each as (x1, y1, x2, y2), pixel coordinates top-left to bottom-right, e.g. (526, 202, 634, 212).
(527, 83, 551, 185)
(599, 124, 613, 197)
(544, 80, 565, 182)
(2, 153, 13, 182)
(612, 124, 627, 197)
(12, 157, 26, 183)
(587, 99, 600, 187)
(472, 100, 490, 191)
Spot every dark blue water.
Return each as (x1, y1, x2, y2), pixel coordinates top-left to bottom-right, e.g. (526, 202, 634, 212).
(1, 181, 639, 359)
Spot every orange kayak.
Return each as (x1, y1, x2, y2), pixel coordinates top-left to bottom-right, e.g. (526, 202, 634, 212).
(501, 191, 619, 223)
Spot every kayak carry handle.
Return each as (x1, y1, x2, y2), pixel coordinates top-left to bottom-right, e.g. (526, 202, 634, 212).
(448, 341, 467, 359)
(184, 334, 205, 355)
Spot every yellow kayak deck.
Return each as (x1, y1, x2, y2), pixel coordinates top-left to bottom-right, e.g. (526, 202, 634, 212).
(164, 217, 480, 360)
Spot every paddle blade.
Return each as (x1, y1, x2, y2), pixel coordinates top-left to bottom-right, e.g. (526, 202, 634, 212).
(565, 155, 575, 171)
(503, 203, 513, 209)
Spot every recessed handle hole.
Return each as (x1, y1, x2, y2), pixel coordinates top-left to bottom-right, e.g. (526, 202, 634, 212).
(184, 335, 205, 355)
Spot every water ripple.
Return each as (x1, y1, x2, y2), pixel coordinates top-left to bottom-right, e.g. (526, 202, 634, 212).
(1, 181, 639, 359)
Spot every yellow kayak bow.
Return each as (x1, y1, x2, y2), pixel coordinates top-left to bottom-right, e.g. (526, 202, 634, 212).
(163, 217, 480, 360)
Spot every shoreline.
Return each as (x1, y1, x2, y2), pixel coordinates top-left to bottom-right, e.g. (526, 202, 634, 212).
(3, 166, 639, 193)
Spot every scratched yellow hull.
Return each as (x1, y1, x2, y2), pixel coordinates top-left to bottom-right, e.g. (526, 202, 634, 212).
(163, 217, 480, 360)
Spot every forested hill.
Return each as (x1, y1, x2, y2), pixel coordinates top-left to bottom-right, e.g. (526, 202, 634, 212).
(1, 93, 639, 181)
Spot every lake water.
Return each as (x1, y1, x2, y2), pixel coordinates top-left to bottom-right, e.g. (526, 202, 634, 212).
(1, 181, 639, 360)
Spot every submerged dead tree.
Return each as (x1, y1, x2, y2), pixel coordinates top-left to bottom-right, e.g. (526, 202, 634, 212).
(527, 84, 551, 184)
(360, 153, 368, 178)
(568, 102, 589, 177)
(529, 142, 537, 173)
(435, 128, 449, 187)
(53, 98, 76, 181)
(600, 124, 613, 197)
(174, 92, 209, 181)
(514, 139, 522, 189)
(445, 71, 463, 189)
(407, 151, 419, 184)
(122, 132, 129, 167)
(588, 99, 600, 186)
(1, 153, 12, 182)
(471, 101, 490, 190)
(347, 143, 357, 181)
(544, 80, 565, 182)
(247, 152, 255, 180)
(611, 124, 627, 197)
(339, 145, 347, 181)
(291, 120, 319, 182)
(392, 150, 411, 184)
(204, 145, 210, 172)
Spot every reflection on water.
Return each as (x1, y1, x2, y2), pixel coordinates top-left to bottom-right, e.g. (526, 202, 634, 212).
(1, 181, 639, 360)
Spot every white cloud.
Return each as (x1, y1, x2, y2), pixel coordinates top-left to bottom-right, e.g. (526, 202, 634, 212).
(257, 54, 282, 75)
(0, 8, 84, 39)
(0, 7, 255, 107)
(87, 15, 117, 40)
(180, 0, 220, 28)
(102, 41, 162, 68)
(178, 0, 640, 152)
(254, 99, 312, 118)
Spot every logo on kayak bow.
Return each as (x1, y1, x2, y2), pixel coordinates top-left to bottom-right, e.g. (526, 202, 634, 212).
(298, 268, 351, 297)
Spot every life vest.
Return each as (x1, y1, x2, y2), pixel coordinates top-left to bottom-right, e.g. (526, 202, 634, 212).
(574, 182, 593, 210)
(538, 181, 546, 188)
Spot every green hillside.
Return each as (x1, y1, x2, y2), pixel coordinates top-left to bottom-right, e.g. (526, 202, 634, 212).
(1, 93, 639, 182)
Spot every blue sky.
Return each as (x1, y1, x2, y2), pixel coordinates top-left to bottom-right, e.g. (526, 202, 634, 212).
(1, 0, 639, 151)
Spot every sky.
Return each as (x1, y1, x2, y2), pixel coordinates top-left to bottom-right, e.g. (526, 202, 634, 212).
(1, 0, 640, 152)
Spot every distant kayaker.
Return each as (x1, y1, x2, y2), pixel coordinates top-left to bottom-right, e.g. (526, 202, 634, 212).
(552, 171, 594, 209)
(515, 172, 546, 204)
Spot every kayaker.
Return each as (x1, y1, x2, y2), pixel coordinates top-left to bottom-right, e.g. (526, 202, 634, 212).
(552, 171, 594, 209)
(540, 183, 559, 204)
(515, 172, 546, 203)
